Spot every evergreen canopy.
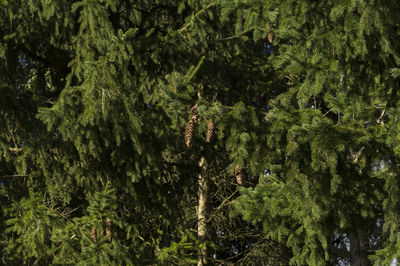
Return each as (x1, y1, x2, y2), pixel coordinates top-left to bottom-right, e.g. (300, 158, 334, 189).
(1, 0, 400, 265)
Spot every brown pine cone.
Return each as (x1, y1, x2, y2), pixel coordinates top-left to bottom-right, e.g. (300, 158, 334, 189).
(206, 120, 215, 143)
(185, 120, 195, 147)
(267, 32, 274, 43)
(191, 104, 199, 122)
(234, 166, 244, 185)
(106, 218, 112, 242)
(90, 228, 97, 243)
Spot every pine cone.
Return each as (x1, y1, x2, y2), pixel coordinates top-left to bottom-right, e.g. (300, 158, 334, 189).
(185, 120, 195, 147)
(206, 120, 215, 143)
(234, 166, 244, 185)
(90, 228, 97, 243)
(191, 104, 198, 115)
(106, 218, 112, 242)
(191, 104, 199, 122)
(267, 32, 274, 43)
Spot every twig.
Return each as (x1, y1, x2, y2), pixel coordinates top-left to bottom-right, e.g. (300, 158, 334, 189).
(0, 174, 27, 178)
(165, 76, 178, 93)
(187, 56, 205, 83)
(178, 1, 218, 32)
(220, 27, 256, 41)
(323, 108, 333, 117)
(212, 190, 238, 214)
(377, 109, 386, 124)
(8, 147, 22, 152)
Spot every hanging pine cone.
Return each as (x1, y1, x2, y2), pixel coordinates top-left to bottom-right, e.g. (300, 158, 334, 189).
(185, 120, 195, 147)
(206, 119, 215, 143)
(90, 228, 97, 243)
(191, 104, 198, 115)
(268, 32, 274, 43)
(191, 104, 199, 122)
(234, 166, 244, 185)
(106, 218, 112, 242)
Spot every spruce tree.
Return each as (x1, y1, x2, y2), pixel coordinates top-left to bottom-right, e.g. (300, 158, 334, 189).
(6, 0, 400, 265)
(0, 0, 213, 264)
(0, 0, 283, 265)
(218, 0, 400, 264)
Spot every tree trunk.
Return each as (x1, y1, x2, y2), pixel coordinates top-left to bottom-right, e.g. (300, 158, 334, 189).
(197, 156, 209, 266)
(279, 238, 291, 265)
(350, 230, 370, 266)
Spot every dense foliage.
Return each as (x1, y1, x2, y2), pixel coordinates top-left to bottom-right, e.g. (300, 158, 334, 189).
(1, 0, 400, 265)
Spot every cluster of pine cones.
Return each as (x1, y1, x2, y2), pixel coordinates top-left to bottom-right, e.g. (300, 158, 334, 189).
(184, 104, 215, 147)
(184, 104, 244, 185)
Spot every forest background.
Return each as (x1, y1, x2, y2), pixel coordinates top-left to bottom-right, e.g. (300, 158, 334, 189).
(1, 0, 400, 265)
